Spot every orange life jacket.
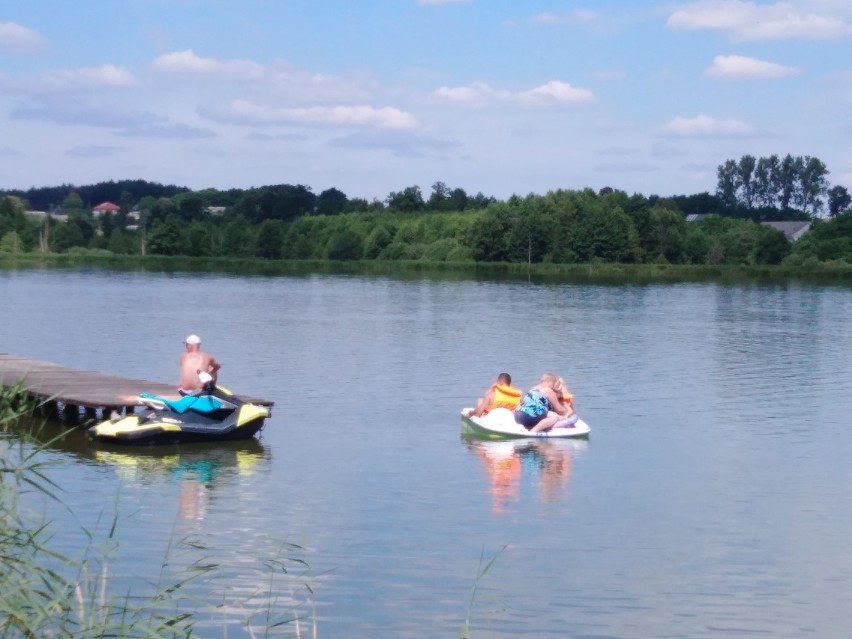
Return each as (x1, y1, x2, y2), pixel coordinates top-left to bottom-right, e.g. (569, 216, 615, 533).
(484, 384, 522, 414)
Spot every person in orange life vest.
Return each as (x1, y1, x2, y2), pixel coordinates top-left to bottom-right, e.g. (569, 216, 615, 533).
(469, 372, 522, 417)
(553, 376, 579, 428)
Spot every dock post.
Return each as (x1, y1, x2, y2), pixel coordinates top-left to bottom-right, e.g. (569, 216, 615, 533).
(40, 400, 60, 421)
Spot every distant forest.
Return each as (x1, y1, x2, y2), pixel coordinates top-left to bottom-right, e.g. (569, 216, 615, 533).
(1, 153, 850, 267)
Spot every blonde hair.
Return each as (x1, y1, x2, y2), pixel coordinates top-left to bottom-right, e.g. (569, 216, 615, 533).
(539, 372, 559, 389)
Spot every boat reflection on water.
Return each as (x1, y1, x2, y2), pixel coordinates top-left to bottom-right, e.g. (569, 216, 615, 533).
(463, 436, 587, 513)
(94, 440, 269, 526)
(20, 417, 270, 526)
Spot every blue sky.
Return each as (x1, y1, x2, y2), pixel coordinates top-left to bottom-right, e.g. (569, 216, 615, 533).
(1, 0, 850, 203)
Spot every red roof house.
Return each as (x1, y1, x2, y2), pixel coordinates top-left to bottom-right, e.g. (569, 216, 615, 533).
(92, 201, 121, 216)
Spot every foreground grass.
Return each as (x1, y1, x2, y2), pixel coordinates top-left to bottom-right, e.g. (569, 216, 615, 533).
(2, 251, 851, 285)
(1, 383, 201, 637)
(1, 384, 321, 638)
(2, 385, 500, 638)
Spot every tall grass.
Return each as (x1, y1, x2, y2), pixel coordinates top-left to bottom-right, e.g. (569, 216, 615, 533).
(1, 384, 210, 638)
(2, 383, 498, 637)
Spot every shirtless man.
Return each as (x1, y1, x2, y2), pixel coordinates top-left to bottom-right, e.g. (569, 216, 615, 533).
(179, 334, 221, 395)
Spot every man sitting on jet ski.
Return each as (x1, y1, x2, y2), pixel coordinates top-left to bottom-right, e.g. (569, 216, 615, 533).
(179, 334, 221, 396)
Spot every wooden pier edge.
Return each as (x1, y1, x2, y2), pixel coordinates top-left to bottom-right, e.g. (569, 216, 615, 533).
(0, 353, 274, 422)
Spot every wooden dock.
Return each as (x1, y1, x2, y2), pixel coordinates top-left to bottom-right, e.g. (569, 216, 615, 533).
(0, 353, 273, 422)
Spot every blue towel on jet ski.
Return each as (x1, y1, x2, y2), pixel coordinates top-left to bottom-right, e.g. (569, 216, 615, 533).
(139, 392, 222, 415)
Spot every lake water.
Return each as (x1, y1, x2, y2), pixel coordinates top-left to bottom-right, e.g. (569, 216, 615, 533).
(1, 267, 851, 638)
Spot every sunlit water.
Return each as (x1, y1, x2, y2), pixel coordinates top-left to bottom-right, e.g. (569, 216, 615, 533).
(1, 268, 851, 638)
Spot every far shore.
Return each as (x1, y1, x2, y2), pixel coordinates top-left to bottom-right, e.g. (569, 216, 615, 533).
(1, 252, 851, 285)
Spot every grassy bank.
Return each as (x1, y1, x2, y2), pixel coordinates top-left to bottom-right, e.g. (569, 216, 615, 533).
(2, 251, 851, 285)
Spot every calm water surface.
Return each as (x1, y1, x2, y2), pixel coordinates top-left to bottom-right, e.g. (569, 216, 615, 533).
(1, 268, 851, 638)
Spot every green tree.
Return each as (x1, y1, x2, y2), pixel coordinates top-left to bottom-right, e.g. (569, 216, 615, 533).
(0, 196, 28, 238)
(150, 196, 177, 223)
(570, 202, 640, 263)
(184, 220, 215, 257)
(256, 184, 316, 222)
(753, 155, 779, 208)
(427, 182, 453, 212)
(100, 211, 115, 238)
(449, 187, 469, 211)
(386, 186, 425, 213)
(716, 159, 738, 207)
(645, 207, 687, 263)
(61, 191, 85, 212)
(147, 215, 188, 255)
(827, 185, 851, 218)
(0, 231, 22, 253)
(106, 228, 135, 254)
(778, 154, 799, 210)
(316, 188, 348, 215)
(222, 215, 256, 257)
(177, 193, 207, 222)
(51, 220, 85, 252)
(683, 224, 710, 264)
(119, 190, 134, 214)
(797, 156, 829, 216)
(325, 228, 364, 260)
(752, 226, 790, 264)
(737, 154, 757, 208)
(256, 219, 285, 259)
(469, 204, 514, 262)
(363, 224, 395, 259)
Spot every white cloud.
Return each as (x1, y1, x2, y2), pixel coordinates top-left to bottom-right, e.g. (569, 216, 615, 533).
(706, 54, 800, 78)
(201, 100, 417, 129)
(661, 114, 752, 137)
(150, 51, 375, 104)
(41, 65, 138, 91)
(435, 82, 510, 104)
(0, 64, 137, 94)
(152, 49, 264, 79)
(435, 80, 594, 105)
(530, 10, 599, 24)
(519, 81, 595, 104)
(667, 1, 852, 40)
(0, 22, 46, 54)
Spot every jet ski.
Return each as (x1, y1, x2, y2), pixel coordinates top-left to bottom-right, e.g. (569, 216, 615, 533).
(88, 375, 270, 445)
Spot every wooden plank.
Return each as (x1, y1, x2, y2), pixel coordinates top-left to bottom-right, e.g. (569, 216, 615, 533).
(0, 353, 273, 409)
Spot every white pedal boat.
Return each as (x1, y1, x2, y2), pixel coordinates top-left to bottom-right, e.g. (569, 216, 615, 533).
(461, 407, 591, 440)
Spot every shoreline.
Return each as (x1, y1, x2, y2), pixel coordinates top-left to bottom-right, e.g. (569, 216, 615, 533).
(2, 252, 851, 285)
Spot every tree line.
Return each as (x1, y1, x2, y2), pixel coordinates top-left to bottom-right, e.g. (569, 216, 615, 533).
(1, 168, 851, 267)
(716, 154, 851, 218)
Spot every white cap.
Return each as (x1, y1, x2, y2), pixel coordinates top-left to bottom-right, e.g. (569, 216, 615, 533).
(184, 334, 201, 345)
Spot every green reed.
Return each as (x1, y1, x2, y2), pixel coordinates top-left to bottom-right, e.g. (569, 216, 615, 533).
(0, 384, 211, 638)
(2, 382, 499, 637)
